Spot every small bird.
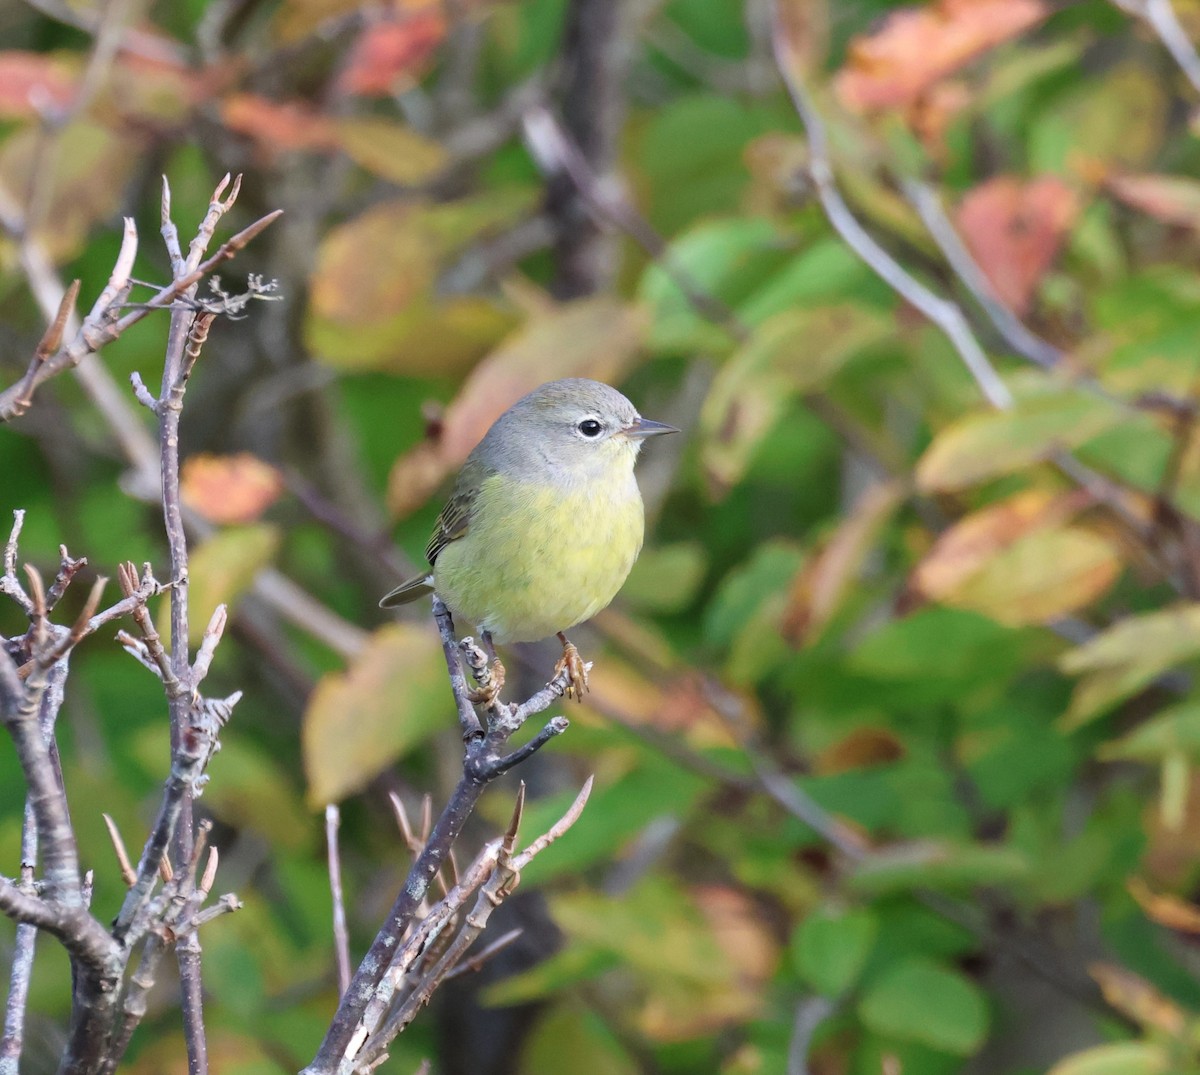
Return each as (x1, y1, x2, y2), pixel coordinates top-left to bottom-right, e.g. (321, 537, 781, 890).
(380, 378, 678, 702)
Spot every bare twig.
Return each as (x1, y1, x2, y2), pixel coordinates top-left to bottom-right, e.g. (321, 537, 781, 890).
(326, 805, 353, 998)
(357, 778, 593, 1068)
(303, 602, 577, 1075)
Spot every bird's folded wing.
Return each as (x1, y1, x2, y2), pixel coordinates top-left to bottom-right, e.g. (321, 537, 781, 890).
(425, 483, 476, 565)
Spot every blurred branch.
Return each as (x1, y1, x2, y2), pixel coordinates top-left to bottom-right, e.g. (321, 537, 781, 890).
(522, 106, 745, 340)
(1113, 0, 1200, 96)
(900, 179, 1065, 372)
(304, 596, 577, 1075)
(771, 22, 1013, 411)
(325, 806, 352, 998)
(544, 0, 631, 297)
(786, 996, 835, 1075)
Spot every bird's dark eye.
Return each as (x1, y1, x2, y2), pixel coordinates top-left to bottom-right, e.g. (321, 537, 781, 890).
(578, 419, 603, 437)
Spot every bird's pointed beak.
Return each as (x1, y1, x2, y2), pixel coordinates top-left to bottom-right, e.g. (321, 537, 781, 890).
(623, 417, 679, 439)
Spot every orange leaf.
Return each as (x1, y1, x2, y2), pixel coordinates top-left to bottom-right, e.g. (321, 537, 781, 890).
(782, 479, 904, 645)
(815, 727, 906, 775)
(912, 489, 1084, 600)
(385, 297, 646, 519)
(956, 176, 1079, 316)
(1105, 172, 1200, 229)
(1088, 962, 1187, 1036)
(834, 0, 1048, 112)
(180, 453, 284, 525)
(221, 93, 337, 153)
(336, 11, 447, 96)
(1128, 876, 1200, 934)
(0, 52, 77, 119)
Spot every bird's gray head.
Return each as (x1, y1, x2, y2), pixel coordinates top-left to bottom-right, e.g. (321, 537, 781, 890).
(480, 378, 677, 484)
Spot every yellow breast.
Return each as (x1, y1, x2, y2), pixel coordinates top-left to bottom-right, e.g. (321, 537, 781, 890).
(433, 470, 645, 643)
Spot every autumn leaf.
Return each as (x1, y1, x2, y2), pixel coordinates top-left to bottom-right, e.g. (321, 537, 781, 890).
(302, 623, 449, 806)
(181, 453, 284, 525)
(335, 11, 447, 97)
(1058, 605, 1200, 727)
(956, 176, 1080, 316)
(911, 488, 1122, 626)
(1126, 876, 1200, 935)
(834, 0, 1049, 113)
(1088, 962, 1187, 1036)
(1105, 172, 1200, 229)
(386, 296, 646, 518)
(306, 193, 533, 373)
(0, 51, 78, 119)
(916, 389, 1122, 493)
(221, 93, 337, 153)
(782, 479, 904, 645)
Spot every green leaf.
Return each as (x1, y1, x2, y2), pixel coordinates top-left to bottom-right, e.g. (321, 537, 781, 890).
(1100, 700, 1200, 763)
(849, 841, 1029, 897)
(165, 524, 280, 646)
(1058, 605, 1200, 727)
(301, 624, 449, 805)
(638, 217, 781, 353)
(1046, 1043, 1170, 1075)
(700, 304, 890, 491)
(791, 906, 878, 997)
(622, 542, 707, 613)
(858, 957, 988, 1055)
(916, 390, 1122, 493)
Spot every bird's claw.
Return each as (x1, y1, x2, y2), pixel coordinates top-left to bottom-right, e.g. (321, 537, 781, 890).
(467, 658, 506, 708)
(554, 639, 589, 702)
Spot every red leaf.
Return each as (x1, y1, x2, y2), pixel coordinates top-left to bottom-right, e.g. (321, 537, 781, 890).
(956, 175, 1079, 316)
(0, 52, 77, 119)
(834, 0, 1048, 113)
(221, 93, 336, 153)
(336, 11, 447, 97)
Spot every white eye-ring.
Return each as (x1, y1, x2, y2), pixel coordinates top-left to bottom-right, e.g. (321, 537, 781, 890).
(577, 418, 603, 437)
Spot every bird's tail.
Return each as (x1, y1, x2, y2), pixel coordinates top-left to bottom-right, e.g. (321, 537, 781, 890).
(379, 574, 435, 608)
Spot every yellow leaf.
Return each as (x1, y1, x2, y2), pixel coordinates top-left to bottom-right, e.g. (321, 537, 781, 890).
(1046, 1043, 1169, 1075)
(916, 391, 1121, 492)
(335, 116, 447, 184)
(1058, 605, 1200, 728)
(700, 304, 890, 495)
(928, 525, 1121, 627)
(158, 524, 280, 647)
(302, 623, 448, 806)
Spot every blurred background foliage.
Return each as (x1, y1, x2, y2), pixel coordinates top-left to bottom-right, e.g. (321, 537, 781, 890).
(6, 0, 1200, 1072)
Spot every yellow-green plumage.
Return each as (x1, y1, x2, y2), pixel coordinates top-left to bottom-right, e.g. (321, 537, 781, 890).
(434, 469, 644, 643)
(380, 378, 676, 646)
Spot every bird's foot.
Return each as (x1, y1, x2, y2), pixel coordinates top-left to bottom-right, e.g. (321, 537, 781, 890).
(554, 634, 590, 701)
(467, 657, 506, 708)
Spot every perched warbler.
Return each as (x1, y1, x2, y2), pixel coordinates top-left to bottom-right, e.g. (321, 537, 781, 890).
(380, 378, 677, 700)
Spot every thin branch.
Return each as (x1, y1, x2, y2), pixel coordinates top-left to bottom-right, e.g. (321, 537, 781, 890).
(303, 604, 578, 1074)
(1114, 0, 1200, 96)
(357, 778, 593, 1068)
(786, 997, 836, 1075)
(770, 20, 1013, 410)
(326, 805, 353, 998)
(900, 179, 1064, 371)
